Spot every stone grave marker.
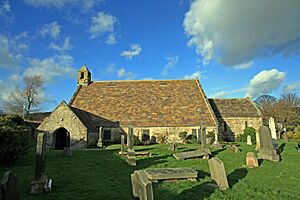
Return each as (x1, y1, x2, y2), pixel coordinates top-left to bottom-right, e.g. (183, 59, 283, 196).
(269, 117, 279, 149)
(246, 135, 252, 145)
(173, 149, 211, 160)
(227, 144, 240, 153)
(29, 132, 52, 195)
(144, 168, 197, 182)
(257, 126, 280, 162)
(119, 135, 126, 155)
(169, 143, 177, 151)
(0, 171, 20, 200)
(208, 157, 229, 191)
(97, 127, 103, 148)
(127, 149, 136, 166)
(283, 133, 288, 143)
(127, 126, 134, 150)
(200, 125, 207, 149)
(63, 147, 72, 157)
(131, 170, 154, 200)
(246, 152, 259, 168)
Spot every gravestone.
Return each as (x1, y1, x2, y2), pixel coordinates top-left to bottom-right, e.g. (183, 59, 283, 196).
(257, 126, 280, 162)
(169, 143, 177, 151)
(127, 126, 134, 150)
(97, 127, 103, 148)
(246, 135, 252, 145)
(30, 133, 52, 194)
(127, 149, 136, 166)
(269, 117, 279, 149)
(208, 157, 229, 191)
(119, 135, 126, 155)
(144, 168, 197, 182)
(63, 147, 72, 157)
(282, 133, 288, 143)
(173, 149, 211, 160)
(227, 144, 240, 153)
(200, 125, 207, 149)
(131, 170, 154, 200)
(246, 152, 259, 168)
(0, 171, 20, 200)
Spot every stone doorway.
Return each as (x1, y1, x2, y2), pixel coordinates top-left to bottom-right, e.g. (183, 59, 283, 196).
(54, 128, 70, 149)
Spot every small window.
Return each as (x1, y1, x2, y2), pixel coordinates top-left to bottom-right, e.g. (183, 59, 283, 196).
(245, 121, 248, 128)
(80, 72, 84, 79)
(103, 130, 111, 140)
(224, 121, 227, 132)
(142, 129, 150, 142)
(192, 129, 197, 136)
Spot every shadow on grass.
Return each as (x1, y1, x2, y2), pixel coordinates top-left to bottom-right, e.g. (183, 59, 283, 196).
(136, 155, 170, 169)
(227, 168, 248, 188)
(211, 148, 226, 156)
(196, 170, 210, 179)
(279, 143, 286, 153)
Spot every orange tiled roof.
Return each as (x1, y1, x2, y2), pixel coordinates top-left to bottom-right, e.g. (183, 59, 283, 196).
(70, 79, 217, 127)
(208, 98, 262, 119)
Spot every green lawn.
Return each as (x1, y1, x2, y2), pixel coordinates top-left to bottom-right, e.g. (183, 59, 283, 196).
(1, 141, 300, 200)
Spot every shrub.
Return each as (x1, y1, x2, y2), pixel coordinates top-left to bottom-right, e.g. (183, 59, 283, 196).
(133, 135, 141, 145)
(0, 115, 32, 164)
(236, 127, 256, 144)
(155, 133, 168, 144)
(179, 132, 198, 144)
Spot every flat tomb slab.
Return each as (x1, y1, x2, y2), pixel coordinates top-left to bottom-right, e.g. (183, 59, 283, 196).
(144, 168, 197, 181)
(173, 149, 211, 160)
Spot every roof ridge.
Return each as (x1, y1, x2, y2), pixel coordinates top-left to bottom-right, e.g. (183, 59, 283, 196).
(91, 79, 196, 83)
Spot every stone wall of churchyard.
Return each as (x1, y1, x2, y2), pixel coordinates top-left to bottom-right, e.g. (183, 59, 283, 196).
(222, 117, 262, 137)
(37, 104, 88, 149)
(108, 125, 218, 144)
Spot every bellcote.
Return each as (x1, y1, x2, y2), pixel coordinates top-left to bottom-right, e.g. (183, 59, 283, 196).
(77, 64, 91, 86)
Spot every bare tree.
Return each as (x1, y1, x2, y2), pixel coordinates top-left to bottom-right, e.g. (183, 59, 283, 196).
(281, 92, 300, 107)
(6, 75, 45, 116)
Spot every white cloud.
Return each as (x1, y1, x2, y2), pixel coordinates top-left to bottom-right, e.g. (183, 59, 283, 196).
(162, 55, 178, 76)
(211, 88, 247, 98)
(233, 61, 253, 70)
(1, 0, 10, 13)
(24, 0, 103, 10)
(246, 69, 286, 98)
(283, 81, 300, 93)
(0, 35, 22, 69)
(106, 34, 117, 45)
(24, 54, 76, 82)
(49, 37, 72, 52)
(89, 12, 117, 42)
(40, 21, 61, 39)
(183, 0, 300, 66)
(104, 63, 115, 75)
(117, 67, 136, 80)
(15, 31, 29, 40)
(120, 44, 142, 59)
(184, 71, 201, 79)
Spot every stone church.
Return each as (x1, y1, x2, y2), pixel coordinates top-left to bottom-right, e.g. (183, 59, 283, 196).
(37, 65, 262, 149)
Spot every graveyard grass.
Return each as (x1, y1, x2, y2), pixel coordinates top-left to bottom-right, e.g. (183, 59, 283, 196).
(1, 141, 300, 200)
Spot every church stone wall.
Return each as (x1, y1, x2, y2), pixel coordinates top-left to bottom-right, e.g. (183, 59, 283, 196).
(37, 103, 88, 149)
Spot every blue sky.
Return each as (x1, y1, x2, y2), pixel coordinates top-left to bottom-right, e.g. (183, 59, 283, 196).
(0, 0, 299, 111)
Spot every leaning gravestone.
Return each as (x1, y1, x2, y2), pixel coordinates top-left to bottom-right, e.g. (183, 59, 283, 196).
(246, 135, 252, 145)
(246, 152, 259, 168)
(131, 170, 154, 200)
(227, 144, 240, 153)
(0, 171, 20, 200)
(29, 133, 52, 194)
(127, 149, 136, 166)
(127, 126, 134, 149)
(257, 126, 280, 162)
(208, 157, 229, 191)
(119, 135, 126, 155)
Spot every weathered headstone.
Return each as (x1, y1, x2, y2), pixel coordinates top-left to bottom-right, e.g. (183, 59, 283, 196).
(169, 143, 177, 151)
(30, 133, 52, 194)
(282, 133, 288, 143)
(257, 126, 280, 162)
(269, 117, 279, 149)
(246, 135, 252, 145)
(131, 170, 154, 200)
(127, 149, 136, 166)
(208, 157, 229, 191)
(212, 132, 222, 149)
(144, 168, 198, 182)
(97, 127, 103, 147)
(119, 135, 125, 155)
(227, 144, 240, 153)
(246, 152, 259, 168)
(127, 126, 134, 149)
(173, 149, 211, 160)
(63, 147, 72, 157)
(0, 171, 20, 200)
